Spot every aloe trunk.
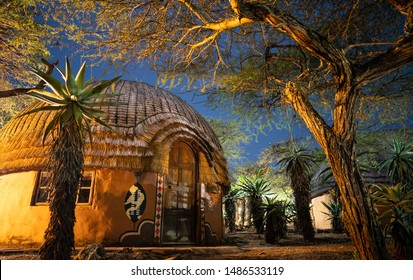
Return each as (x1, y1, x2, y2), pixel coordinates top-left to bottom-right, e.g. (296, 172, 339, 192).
(39, 121, 84, 259)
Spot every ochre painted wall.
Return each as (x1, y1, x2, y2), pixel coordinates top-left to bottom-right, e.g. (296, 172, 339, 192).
(0, 172, 49, 248)
(0, 162, 224, 248)
(0, 169, 157, 248)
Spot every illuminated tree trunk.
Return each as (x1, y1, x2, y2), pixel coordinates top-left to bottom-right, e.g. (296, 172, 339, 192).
(284, 83, 389, 259)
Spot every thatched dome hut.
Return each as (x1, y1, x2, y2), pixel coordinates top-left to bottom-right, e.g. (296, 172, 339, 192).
(0, 80, 229, 247)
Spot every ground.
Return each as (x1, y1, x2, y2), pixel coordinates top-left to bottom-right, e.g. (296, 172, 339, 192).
(0, 231, 354, 260)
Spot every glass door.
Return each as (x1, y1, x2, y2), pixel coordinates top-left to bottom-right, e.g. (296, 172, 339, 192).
(162, 142, 197, 244)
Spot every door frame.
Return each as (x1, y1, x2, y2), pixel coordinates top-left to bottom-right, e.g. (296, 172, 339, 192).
(161, 141, 199, 245)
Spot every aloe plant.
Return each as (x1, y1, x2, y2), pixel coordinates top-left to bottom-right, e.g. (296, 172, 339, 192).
(321, 189, 344, 234)
(239, 177, 273, 233)
(260, 196, 291, 244)
(377, 140, 413, 193)
(21, 58, 120, 259)
(278, 145, 316, 241)
(371, 183, 413, 259)
(223, 187, 242, 232)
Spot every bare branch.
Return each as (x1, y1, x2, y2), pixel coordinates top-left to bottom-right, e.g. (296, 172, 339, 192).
(178, 0, 209, 24)
(0, 59, 58, 98)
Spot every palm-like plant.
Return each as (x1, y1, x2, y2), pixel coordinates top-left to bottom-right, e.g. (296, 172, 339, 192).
(260, 196, 290, 244)
(20, 58, 120, 259)
(377, 140, 413, 192)
(238, 177, 273, 233)
(321, 189, 345, 234)
(370, 183, 413, 259)
(278, 145, 316, 241)
(223, 187, 242, 232)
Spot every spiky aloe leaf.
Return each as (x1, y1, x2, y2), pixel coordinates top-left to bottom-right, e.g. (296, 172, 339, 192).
(22, 58, 122, 146)
(75, 61, 87, 88)
(31, 69, 68, 99)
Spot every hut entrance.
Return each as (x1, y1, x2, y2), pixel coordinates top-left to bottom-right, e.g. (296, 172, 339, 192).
(162, 142, 197, 244)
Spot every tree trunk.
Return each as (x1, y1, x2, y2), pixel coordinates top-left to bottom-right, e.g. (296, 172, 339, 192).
(39, 121, 84, 260)
(283, 82, 389, 259)
(225, 200, 236, 232)
(291, 169, 315, 242)
(251, 195, 264, 234)
(325, 137, 389, 259)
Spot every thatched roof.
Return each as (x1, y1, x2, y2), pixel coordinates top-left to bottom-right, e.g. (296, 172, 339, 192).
(0, 80, 229, 186)
(310, 164, 390, 198)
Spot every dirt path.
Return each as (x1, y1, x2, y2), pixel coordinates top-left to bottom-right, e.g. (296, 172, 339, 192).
(0, 232, 354, 260)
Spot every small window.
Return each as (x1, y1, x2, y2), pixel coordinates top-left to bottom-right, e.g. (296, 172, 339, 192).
(34, 171, 94, 205)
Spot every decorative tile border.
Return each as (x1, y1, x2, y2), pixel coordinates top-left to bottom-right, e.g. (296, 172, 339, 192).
(154, 173, 164, 245)
(200, 183, 206, 245)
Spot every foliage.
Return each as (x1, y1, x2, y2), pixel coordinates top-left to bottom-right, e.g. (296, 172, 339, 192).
(0, 96, 33, 128)
(42, 0, 413, 259)
(377, 140, 413, 190)
(370, 183, 413, 259)
(321, 189, 345, 234)
(223, 187, 243, 232)
(238, 177, 274, 234)
(0, 0, 51, 90)
(277, 143, 317, 241)
(21, 58, 121, 144)
(260, 196, 291, 244)
(21, 58, 120, 259)
(207, 118, 251, 168)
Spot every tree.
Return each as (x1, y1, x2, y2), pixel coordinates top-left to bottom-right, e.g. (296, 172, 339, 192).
(238, 177, 273, 233)
(277, 144, 316, 241)
(223, 187, 242, 232)
(48, 0, 413, 259)
(0, 0, 52, 92)
(260, 196, 290, 244)
(20, 58, 120, 259)
(377, 140, 413, 191)
(0, 1, 56, 127)
(207, 118, 250, 168)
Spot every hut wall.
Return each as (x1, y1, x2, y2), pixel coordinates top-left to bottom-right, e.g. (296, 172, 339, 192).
(0, 171, 48, 248)
(0, 169, 159, 248)
(311, 194, 333, 231)
(198, 152, 223, 244)
(74, 169, 157, 246)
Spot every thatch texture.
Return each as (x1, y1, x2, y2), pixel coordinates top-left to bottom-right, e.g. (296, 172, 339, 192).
(0, 80, 229, 186)
(310, 164, 390, 198)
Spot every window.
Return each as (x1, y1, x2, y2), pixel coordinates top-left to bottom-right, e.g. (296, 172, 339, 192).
(34, 171, 94, 205)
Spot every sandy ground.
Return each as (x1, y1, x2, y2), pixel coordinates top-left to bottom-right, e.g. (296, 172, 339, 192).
(0, 232, 354, 260)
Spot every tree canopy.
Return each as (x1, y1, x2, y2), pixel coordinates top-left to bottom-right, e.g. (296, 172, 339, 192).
(0, 0, 51, 90)
(1, 0, 412, 259)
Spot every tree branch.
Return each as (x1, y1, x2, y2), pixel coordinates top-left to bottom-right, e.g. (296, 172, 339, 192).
(228, 1, 352, 87)
(0, 59, 58, 98)
(178, 0, 209, 24)
(282, 82, 332, 150)
(355, 34, 413, 86)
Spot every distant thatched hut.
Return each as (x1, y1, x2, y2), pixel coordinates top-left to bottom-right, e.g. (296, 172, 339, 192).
(310, 164, 389, 231)
(0, 80, 230, 248)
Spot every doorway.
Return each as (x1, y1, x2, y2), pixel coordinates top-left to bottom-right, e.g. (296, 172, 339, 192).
(162, 142, 197, 244)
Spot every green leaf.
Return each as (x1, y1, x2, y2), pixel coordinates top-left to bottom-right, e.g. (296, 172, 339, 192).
(75, 61, 87, 88)
(65, 57, 78, 95)
(31, 69, 68, 99)
(58, 104, 74, 129)
(27, 90, 68, 105)
(80, 93, 120, 101)
(81, 76, 121, 99)
(17, 105, 66, 119)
